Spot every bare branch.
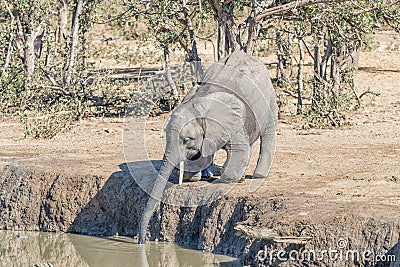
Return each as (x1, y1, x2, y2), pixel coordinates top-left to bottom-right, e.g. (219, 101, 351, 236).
(359, 89, 380, 99)
(162, 47, 179, 99)
(256, 0, 350, 21)
(1, 0, 14, 77)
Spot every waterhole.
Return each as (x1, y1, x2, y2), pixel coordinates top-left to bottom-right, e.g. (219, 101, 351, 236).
(0, 231, 240, 267)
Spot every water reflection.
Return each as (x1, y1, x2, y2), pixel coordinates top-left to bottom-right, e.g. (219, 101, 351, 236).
(0, 231, 241, 267)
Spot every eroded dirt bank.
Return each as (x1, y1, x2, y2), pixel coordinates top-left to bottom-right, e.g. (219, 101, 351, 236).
(1, 164, 399, 266)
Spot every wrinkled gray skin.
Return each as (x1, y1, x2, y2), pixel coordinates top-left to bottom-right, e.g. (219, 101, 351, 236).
(138, 50, 278, 244)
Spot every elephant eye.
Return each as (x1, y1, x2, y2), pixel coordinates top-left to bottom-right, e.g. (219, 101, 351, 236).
(183, 137, 193, 144)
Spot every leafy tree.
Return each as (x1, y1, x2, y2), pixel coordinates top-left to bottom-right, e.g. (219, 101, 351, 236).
(0, 0, 101, 137)
(127, 0, 399, 126)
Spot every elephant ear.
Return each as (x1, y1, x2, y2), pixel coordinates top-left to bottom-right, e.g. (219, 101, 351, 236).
(193, 92, 247, 157)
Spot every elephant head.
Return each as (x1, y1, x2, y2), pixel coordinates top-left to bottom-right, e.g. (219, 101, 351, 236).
(138, 91, 249, 244)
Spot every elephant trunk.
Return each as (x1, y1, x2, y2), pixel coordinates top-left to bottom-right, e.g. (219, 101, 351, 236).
(138, 155, 180, 244)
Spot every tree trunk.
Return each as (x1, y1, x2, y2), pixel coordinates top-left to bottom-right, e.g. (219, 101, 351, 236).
(65, 0, 84, 86)
(216, 14, 238, 60)
(24, 35, 35, 84)
(23, 24, 42, 85)
(182, 0, 204, 82)
(163, 47, 179, 102)
(276, 31, 290, 84)
(1, 2, 14, 77)
(243, 4, 258, 55)
(81, 7, 91, 69)
(0, 1, 15, 77)
(320, 38, 332, 81)
(206, 0, 238, 60)
(312, 36, 321, 110)
(297, 36, 304, 114)
(1, 37, 13, 77)
(57, 0, 68, 44)
(331, 53, 341, 101)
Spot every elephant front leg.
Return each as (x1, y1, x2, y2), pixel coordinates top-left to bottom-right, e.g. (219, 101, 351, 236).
(254, 128, 276, 178)
(219, 142, 250, 183)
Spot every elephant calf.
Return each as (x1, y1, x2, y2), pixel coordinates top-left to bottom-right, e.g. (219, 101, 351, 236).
(138, 50, 278, 244)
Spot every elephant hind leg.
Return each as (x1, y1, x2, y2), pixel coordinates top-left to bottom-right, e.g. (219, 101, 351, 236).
(253, 128, 276, 178)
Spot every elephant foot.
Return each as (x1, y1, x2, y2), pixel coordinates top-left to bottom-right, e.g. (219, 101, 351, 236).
(217, 174, 245, 184)
(185, 172, 202, 182)
(173, 169, 202, 182)
(252, 173, 268, 179)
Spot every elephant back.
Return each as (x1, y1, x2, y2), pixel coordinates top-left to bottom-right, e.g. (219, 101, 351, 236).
(199, 50, 277, 136)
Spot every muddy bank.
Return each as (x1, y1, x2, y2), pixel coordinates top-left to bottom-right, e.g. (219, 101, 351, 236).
(1, 164, 399, 266)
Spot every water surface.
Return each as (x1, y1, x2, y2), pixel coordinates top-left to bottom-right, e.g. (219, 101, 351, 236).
(0, 231, 241, 267)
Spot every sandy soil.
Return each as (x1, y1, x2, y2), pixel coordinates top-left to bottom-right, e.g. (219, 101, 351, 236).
(1, 46, 400, 223)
